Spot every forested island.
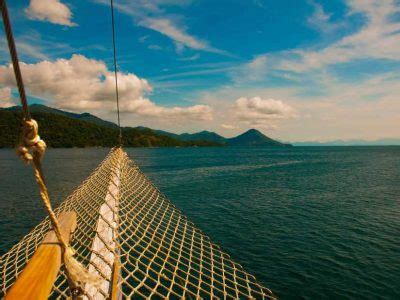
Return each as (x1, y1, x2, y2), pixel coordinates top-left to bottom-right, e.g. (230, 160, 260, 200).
(0, 105, 291, 148)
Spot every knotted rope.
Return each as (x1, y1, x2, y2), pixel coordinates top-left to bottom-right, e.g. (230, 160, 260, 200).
(16, 119, 46, 163)
(16, 119, 101, 294)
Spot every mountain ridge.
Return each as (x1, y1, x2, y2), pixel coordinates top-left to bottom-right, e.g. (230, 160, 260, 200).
(1, 105, 289, 147)
(135, 127, 227, 143)
(0, 108, 222, 148)
(5, 104, 118, 128)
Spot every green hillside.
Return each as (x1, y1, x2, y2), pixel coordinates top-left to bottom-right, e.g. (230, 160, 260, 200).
(0, 110, 222, 148)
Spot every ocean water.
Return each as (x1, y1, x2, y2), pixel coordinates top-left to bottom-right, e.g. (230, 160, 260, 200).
(0, 146, 399, 299)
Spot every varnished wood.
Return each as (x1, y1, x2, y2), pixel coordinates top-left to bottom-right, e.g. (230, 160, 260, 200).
(5, 211, 77, 300)
(110, 258, 121, 300)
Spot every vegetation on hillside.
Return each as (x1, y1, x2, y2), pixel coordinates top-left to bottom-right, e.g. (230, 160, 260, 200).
(0, 110, 222, 148)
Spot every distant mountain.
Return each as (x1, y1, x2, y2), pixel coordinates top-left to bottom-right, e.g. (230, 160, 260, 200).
(227, 129, 291, 147)
(5, 104, 118, 128)
(134, 126, 181, 140)
(294, 139, 400, 146)
(135, 127, 226, 143)
(138, 127, 288, 146)
(179, 131, 226, 143)
(0, 105, 291, 147)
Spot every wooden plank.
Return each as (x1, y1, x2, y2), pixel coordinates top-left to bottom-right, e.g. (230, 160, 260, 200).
(5, 212, 77, 300)
(84, 164, 121, 299)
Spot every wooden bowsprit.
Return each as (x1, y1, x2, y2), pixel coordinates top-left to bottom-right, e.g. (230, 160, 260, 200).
(84, 156, 122, 299)
(5, 212, 77, 300)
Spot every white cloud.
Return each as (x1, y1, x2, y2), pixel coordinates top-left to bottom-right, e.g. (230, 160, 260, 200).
(95, 0, 230, 55)
(232, 55, 268, 83)
(281, 0, 400, 72)
(0, 55, 212, 122)
(0, 87, 11, 100)
(235, 0, 400, 78)
(194, 88, 301, 136)
(120, 97, 212, 121)
(140, 18, 206, 51)
(0, 31, 91, 63)
(148, 44, 163, 51)
(235, 97, 296, 126)
(307, 2, 347, 33)
(0, 36, 49, 62)
(134, 0, 400, 139)
(139, 17, 230, 55)
(0, 87, 15, 107)
(288, 73, 400, 141)
(221, 124, 235, 129)
(221, 0, 400, 140)
(15, 41, 49, 61)
(203, 69, 400, 141)
(25, 0, 77, 27)
(253, 0, 265, 8)
(177, 54, 200, 61)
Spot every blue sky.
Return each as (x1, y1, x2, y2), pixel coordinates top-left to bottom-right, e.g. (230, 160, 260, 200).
(1, 0, 400, 141)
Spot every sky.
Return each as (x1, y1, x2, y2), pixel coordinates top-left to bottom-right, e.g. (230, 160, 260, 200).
(0, 0, 400, 142)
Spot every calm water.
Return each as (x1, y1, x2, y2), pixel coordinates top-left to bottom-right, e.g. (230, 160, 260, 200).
(1, 147, 399, 299)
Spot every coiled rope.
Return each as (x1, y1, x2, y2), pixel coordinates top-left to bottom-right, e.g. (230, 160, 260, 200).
(1, 0, 100, 295)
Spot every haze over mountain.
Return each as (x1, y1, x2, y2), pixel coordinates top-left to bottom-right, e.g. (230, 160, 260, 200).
(294, 139, 400, 146)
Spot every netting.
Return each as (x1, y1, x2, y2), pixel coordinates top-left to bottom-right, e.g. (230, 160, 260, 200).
(1, 148, 275, 299)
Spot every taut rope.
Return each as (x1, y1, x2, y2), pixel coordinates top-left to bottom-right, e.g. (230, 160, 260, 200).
(1, 0, 100, 295)
(0, 0, 29, 120)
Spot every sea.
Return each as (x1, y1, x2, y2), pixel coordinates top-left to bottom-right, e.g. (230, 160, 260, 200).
(0, 146, 399, 299)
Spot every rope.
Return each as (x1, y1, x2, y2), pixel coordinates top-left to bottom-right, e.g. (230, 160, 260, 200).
(0, 0, 30, 120)
(110, 0, 122, 145)
(1, 0, 100, 294)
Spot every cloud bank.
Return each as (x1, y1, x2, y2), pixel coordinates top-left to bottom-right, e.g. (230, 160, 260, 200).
(0, 55, 212, 122)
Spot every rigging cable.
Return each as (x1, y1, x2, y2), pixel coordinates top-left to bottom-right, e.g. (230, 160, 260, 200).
(0, 0, 30, 120)
(110, 0, 122, 145)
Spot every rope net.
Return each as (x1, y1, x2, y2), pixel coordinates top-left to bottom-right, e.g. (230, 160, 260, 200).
(1, 148, 275, 299)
